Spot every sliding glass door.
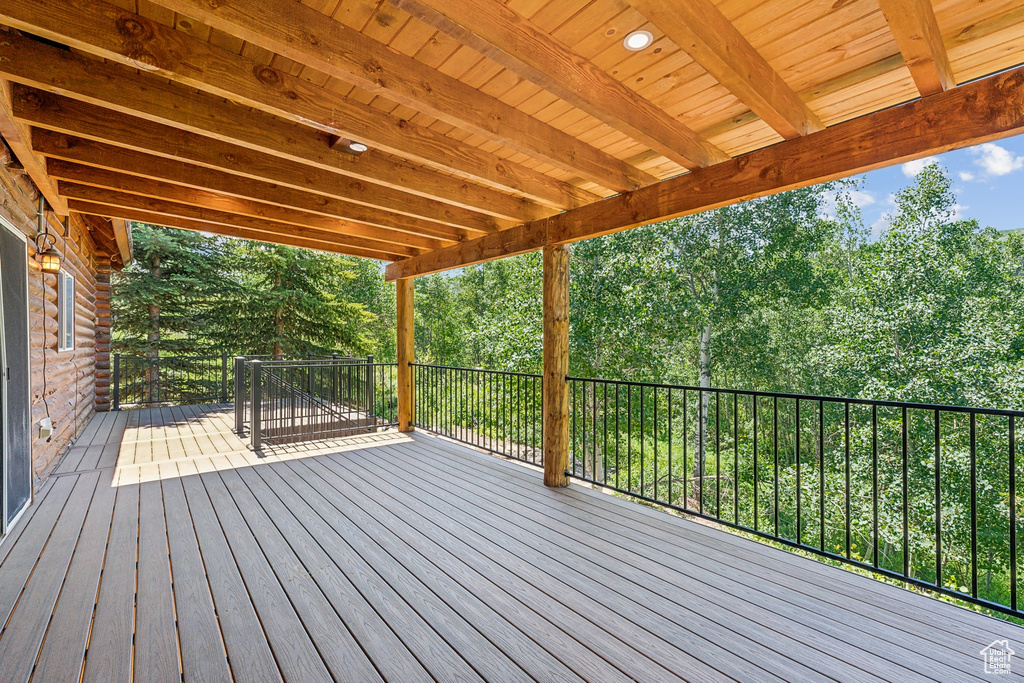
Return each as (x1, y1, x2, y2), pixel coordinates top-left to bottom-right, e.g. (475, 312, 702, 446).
(0, 218, 31, 534)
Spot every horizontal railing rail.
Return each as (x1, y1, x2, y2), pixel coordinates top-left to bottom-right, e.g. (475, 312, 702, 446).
(412, 363, 543, 466)
(567, 375, 1024, 620)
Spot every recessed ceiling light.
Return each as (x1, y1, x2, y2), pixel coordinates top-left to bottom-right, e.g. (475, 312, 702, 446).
(623, 30, 653, 51)
(348, 142, 368, 153)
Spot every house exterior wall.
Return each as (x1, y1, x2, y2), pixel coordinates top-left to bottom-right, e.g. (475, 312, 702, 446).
(0, 142, 114, 487)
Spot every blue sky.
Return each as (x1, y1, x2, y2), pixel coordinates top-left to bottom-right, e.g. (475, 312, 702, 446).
(843, 131, 1024, 235)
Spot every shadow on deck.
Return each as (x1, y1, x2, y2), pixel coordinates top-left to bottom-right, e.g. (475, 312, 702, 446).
(0, 404, 1021, 681)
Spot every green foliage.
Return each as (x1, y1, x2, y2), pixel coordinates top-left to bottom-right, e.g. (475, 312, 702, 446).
(111, 224, 236, 355)
(215, 242, 374, 357)
(113, 230, 377, 358)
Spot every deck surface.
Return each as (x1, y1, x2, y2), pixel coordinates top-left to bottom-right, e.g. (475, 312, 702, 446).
(0, 404, 1022, 682)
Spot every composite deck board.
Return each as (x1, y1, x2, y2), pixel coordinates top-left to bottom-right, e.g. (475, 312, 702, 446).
(434, 434, 1010, 654)
(161, 475, 232, 683)
(31, 470, 117, 683)
(382, 438, 972, 678)
(418, 435, 1009, 667)
(177, 473, 282, 683)
(82, 472, 139, 683)
(250, 464, 488, 682)
(0, 405, 1021, 681)
(0, 470, 100, 682)
(338, 445, 847, 682)
(295, 456, 626, 683)
(199, 471, 334, 683)
(134, 480, 181, 682)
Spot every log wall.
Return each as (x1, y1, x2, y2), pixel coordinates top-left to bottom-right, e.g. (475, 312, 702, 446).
(0, 139, 117, 487)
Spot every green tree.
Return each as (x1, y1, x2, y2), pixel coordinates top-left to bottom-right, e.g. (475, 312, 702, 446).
(216, 242, 374, 357)
(111, 224, 233, 356)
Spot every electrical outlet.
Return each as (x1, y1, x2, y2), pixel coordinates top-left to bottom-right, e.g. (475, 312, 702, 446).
(39, 417, 53, 440)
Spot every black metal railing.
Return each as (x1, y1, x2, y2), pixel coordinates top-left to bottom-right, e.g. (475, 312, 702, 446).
(112, 352, 352, 409)
(248, 359, 397, 448)
(413, 364, 543, 465)
(567, 376, 1024, 620)
(233, 354, 364, 430)
(112, 352, 231, 408)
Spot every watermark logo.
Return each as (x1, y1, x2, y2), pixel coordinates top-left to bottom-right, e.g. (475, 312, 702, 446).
(981, 640, 1014, 675)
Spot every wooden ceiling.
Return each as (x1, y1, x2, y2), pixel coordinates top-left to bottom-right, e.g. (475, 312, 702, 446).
(0, 0, 1021, 273)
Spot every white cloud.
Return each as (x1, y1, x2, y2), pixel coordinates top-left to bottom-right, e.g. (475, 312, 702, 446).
(870, 212, 892, 236)
(958, 171, 975, 182)
(902, 156, 940, 177)
(848, 190, 876, 208)
(971, 143, 1024, 176)
(951, 203, 969, 220)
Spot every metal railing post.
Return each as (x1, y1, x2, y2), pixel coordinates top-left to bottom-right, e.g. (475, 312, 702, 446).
(251, 360, 263, 452)
(221, 351, 229, 402)
(365, 355, 375, 418)
(112, 353, 121, 411)
(331, 353, 339, 403)
(234, 356, 246, 433)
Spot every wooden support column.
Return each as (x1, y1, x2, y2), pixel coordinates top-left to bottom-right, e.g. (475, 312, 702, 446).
(543, 244, 570, 487)
(397, 277, 415, 432)
(93, 264, 112, 412)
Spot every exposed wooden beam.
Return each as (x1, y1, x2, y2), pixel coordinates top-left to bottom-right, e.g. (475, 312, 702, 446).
(71, 201, 400, 262)
(386, 65, 1024, 280)
(48, 161, 451, 251)
(34, 133, 476, 242)
(877, 0, 956, 96)
(624, 0, 824, 139)
(14, 91, 507, 235)
(0, 0, 601, 206)
(60, 184, 422, 259)
(143, 0, 656, 193)
(0, 79, 67, 215)
(396, 278, 414, 433)
(389, 0, 727, 170)
(110, 217, 132, 264)
(0, 35, 547, 223)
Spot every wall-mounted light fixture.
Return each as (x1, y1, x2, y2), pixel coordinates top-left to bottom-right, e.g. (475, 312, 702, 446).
(34, 196, 61, 272)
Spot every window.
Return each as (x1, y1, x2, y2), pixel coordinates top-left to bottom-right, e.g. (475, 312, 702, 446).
(58, 270, 75, 351)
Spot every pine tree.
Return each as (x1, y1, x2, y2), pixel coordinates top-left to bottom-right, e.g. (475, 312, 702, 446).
(111, 224, 234, 356)
(218, 242, 374, 357)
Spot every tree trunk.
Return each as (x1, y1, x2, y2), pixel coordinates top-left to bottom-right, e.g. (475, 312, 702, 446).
(273, 272, 284, 359)
(693, 318, 713, 482)
(145, 255, 161, 403)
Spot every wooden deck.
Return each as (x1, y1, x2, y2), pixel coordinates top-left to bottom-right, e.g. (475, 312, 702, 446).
(0, 405, 1021, 682)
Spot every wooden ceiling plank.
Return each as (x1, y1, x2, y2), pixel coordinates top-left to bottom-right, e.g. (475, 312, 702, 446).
(0, 0, 599, 208)
(71, 200, 399, 261)
(0, 33, 548, 224)
(385, 64, 1024, 280)
(13, 90, 507, 235)
(110, 217, 133, 264)
(387, 0, 728, 170)
(876, 0, 956, 96)
(624, 0, 824, 139)
(33, 133, 474, 243)
(48, 161, 449, 251)
(139, 0, 657, 192)
(0, 79, 68, 215)
(61, 185, 421, 258)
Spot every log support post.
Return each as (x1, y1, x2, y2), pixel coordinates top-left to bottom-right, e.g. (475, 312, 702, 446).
(543, 244, 570, 487)
(397, 277, 415, 432)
